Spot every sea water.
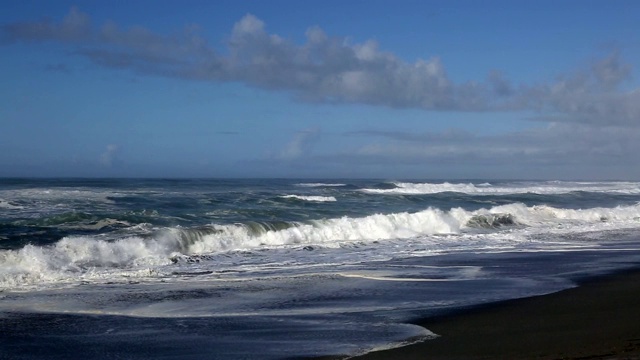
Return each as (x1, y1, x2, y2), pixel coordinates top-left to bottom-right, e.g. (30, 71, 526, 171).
(1, 179, 640, 358)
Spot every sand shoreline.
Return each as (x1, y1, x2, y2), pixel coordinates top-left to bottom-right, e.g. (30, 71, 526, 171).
(345, 268, 640, 360)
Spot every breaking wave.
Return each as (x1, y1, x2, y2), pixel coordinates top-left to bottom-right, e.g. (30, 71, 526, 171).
(1, 202, 640, 289)
(361, 181, 640, 195)
(280, 195, 337, 202)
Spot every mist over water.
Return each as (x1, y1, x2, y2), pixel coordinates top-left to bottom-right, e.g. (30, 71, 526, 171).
(2, 179, 640, 359)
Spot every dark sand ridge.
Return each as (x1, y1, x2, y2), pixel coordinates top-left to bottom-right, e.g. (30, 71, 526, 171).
(349, 269, 640, 360)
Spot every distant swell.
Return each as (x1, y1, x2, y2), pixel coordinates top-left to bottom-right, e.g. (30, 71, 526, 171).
(295, 183, 347, 187)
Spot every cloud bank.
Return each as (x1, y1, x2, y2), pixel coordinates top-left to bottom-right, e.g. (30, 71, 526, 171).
(3, 7, 638, 126)
(349, 123, 640, 165)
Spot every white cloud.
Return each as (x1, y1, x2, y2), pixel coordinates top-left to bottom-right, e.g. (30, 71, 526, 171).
(4, 8, 639, 127)
(1, 8, 511, 112)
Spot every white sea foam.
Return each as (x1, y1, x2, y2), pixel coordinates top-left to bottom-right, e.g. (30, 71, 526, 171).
(0, 199, 24, 210)
(1, 202, 639, 290)
(0, 235, 172, 288)
(361, 181, 640, 195)
(280, 195, 337, 202)
(0, 188, 120, 202)
(0, 189, 122, 217)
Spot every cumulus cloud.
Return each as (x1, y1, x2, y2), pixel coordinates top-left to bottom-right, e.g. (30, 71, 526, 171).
(0, 8, 518, 111)
(523, 51, 640, 126)
(2, 7, 638, 126)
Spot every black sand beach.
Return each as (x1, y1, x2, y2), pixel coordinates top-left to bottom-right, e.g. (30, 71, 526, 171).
(354, 269, 640, 360)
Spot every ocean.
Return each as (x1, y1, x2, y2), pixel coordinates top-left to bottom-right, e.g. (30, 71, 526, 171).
(1, 178, 640, 359)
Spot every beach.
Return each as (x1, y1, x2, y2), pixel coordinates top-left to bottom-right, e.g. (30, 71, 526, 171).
(354, 269, 640, 360)
(3, 179, 640, 359)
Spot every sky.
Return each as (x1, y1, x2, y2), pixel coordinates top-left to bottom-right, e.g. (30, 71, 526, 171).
(1, 0, 639, 179)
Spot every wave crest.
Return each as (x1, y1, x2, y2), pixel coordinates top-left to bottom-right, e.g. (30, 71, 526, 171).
(2, 202, 640, 289)
(361, 181, 640, 195)
(280, 195, 337, 202)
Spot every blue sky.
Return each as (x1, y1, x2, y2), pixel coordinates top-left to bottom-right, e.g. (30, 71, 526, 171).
(1, 0, 639, 179)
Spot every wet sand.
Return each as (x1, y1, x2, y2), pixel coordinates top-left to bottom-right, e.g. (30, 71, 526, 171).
(354, 269, 640, 360)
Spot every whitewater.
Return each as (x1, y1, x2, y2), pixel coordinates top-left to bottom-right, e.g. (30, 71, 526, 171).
(2, 178, 640, 359)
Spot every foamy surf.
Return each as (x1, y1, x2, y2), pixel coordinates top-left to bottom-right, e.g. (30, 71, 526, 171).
(0, 199, 23, 209)
(280, 195, 337, 202)
(361, 181, 640, 195)
(2, 201, 639, 290)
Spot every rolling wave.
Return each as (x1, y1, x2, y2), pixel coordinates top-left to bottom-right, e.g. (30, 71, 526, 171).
(1, 202, 639, 290)
(361, 181, 640, 195)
